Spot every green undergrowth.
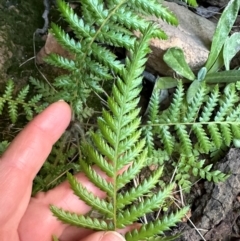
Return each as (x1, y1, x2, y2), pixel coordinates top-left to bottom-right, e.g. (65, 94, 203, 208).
(1, 0, 240, 240)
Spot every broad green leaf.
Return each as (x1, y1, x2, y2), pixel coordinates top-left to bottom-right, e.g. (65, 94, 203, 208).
(155, 77, 179, 89)
(223, 32, 240, 70)
(205, 70, 240, 84)
(205, 0, 240, 71)
(207, 49, 224, 74)
(163, 48, 195, 81)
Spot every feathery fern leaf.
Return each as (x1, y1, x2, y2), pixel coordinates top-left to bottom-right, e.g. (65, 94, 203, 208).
(0, 80, 45, 123)
(145, 80, 240, 190)
(51, 26, 187, 240)
(38, 0, 178, 121)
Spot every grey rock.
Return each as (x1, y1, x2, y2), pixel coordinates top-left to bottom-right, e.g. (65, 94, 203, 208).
(194, 6, 220, 18)
(145, 2, 216, 76)
(175, 148, 240, 241)
(201, 0, 230, 7)
(0, 30, 13, 81)
(198, 149, 240, 236)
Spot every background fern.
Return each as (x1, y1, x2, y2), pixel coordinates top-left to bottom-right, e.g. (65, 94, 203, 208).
(31, 0, 179, 122)
(0, 80, 45, 123)
(143, 80, 239, 191)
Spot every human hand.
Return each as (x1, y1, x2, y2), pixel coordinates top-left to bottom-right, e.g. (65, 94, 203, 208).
(0, 101, 125, 241)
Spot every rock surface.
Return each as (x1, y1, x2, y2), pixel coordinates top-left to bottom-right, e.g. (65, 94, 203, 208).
(146, 1, 216, 76)
(175, 148, 240, 241)
(201, 0, 230, 7)
(0, 30, 13, 81)
(36, 33, 73, 64)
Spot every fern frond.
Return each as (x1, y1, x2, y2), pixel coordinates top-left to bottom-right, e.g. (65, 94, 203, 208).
(145, 80, 239, 189)
(148, 86, 161, 123)
(146, 149, 170, 165)
(36, 0, 179, 121)
(91, 43, 124, 73)
(81, 142, 114, 176)
(97, 30, 135, 48)
(81, 0, 108, 24)
(0, 80, 45, 123)
(116, 139, 146, 169)
(114, 7, 151, 31)
(51, 26, 186, 239)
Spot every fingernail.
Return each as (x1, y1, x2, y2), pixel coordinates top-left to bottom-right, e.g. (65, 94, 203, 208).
(101, 231, 126, 241)
(57, 99, 65, 102)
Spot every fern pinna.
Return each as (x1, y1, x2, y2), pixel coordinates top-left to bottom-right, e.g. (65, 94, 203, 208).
(50, 26, 188, 241)
(144, 80, 240, 191)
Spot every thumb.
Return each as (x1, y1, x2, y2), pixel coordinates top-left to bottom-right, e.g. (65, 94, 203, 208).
(80, 231, 126, 241)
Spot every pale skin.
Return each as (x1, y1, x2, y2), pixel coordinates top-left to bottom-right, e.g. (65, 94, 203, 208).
(0, 101, 126, 241)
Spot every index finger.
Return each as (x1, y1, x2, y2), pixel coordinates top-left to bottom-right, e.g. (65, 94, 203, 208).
(0, 101, 71, 224)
